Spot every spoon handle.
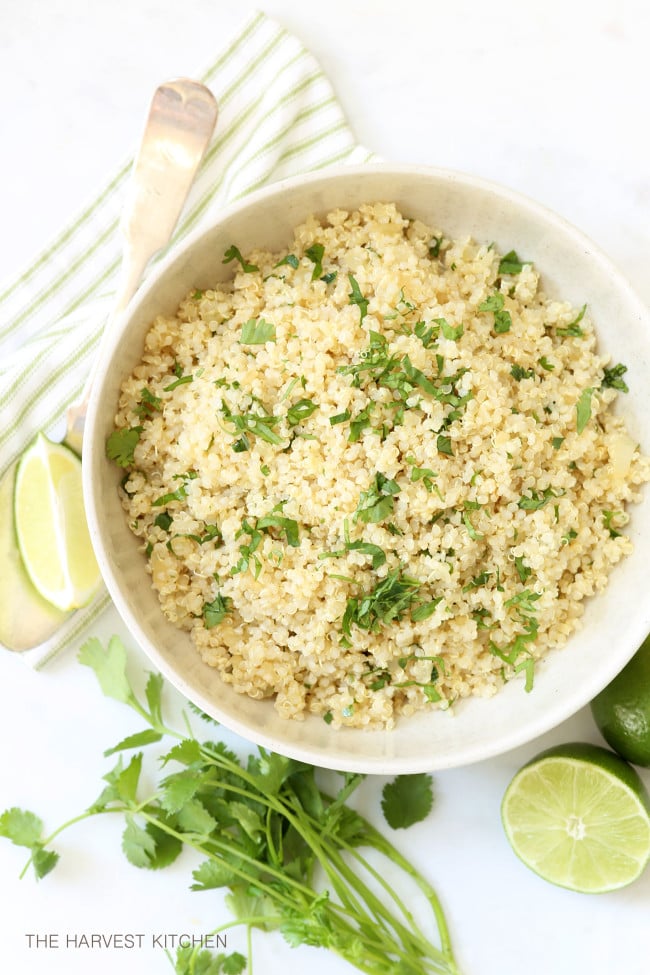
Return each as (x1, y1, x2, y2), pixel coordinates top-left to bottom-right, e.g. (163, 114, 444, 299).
(65, 79, 218, 453)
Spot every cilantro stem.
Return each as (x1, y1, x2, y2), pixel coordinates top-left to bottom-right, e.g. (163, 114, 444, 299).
(303, 809, 455, 971)
(136, 804, 316, 909)
(367, 826, 458, 968)
(146, 745, 456, 973)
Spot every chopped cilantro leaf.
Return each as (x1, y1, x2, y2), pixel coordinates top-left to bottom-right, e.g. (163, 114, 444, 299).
(348, 274, 369, 322)
(414, 320, 438, 348)
(152, 471, 197, 507)
(479, 293, 504, 313)
(556, 304, 586, 337)
(231, 519, 263, 577)
(305, 243, 324, 280)
(576, 387, 594, 434)
(514, 556, 531, 583)
(223, 245, 258, 273)
(344, 540, 387, 570)
(240, 318, 276, 345)
(438, 318, 464, 341)
(154, 512, 173, 532)
(436, 434, 453, 456)
(221, 402, 284, 446)
(329, 410, 351, 426)
(106, 427, 142, 467)
(494, 309, 512, 333)
(518, 487, 559, 511)
(257, 514, 300, 547)
(348, 403, 374, 442)
(232, 436, 250, 453)
(134, 387, 162, 418)
(479, 292, 511, 333)
(602, 362, 629, 392)
(409, 463, 439, 493)
(341, 568, 421, 636)
(498, 250, 527, 275)
(355, 472, 400, 524)
(411, 598, 442, 622)
(274, 253, 299, 269)
(510, 364, 534, 381)
(164, 361, 194, 391)
(203, 593, 233, 628)
(286, 398, 318, 426)
(462, 508, 483, 541)
(603, 509, 624, 538)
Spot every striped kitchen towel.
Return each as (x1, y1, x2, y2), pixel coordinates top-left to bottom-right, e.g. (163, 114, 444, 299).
(0, 10, 374, 667)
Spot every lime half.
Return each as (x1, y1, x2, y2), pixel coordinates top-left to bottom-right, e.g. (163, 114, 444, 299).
(14, 433, 102, 611)
(501, 742, 650, 893)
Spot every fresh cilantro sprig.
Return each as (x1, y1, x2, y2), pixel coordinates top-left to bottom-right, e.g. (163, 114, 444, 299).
(0, 637, 460, 975)
(172, 947, 246, 974)
(0, 809, 59, 880)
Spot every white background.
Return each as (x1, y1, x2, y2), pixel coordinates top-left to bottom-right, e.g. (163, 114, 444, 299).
(1, 1, 650, 973)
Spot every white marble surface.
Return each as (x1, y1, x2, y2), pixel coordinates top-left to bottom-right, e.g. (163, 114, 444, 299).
(1, 1, 650, 973)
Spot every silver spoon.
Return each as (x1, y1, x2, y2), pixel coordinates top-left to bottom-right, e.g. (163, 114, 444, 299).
(0, 79, 218, 652)
(65, 78, 218, 453)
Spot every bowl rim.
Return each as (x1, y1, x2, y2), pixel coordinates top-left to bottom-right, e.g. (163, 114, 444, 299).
(82, 162, 650, 773)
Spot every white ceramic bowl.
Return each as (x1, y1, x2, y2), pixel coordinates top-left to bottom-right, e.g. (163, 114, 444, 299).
(83, 164, 650, 773)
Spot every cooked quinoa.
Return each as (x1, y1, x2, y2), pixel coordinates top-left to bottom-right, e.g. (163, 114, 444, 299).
(109, 202, 649, 729)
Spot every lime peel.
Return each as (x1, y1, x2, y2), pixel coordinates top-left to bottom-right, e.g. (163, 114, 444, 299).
(591, 634, 650, 767)
(13, 433, 102, 612)
(501, 742, 650, 893)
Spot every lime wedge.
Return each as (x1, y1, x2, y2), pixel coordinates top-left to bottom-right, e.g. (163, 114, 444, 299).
(501, 742, 650, 893)
(0, 459, 70, 650)
(14, 433, 102, 612)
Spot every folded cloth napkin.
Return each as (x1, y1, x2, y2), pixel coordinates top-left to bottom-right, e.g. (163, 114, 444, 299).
(0, 10, 374, 668)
